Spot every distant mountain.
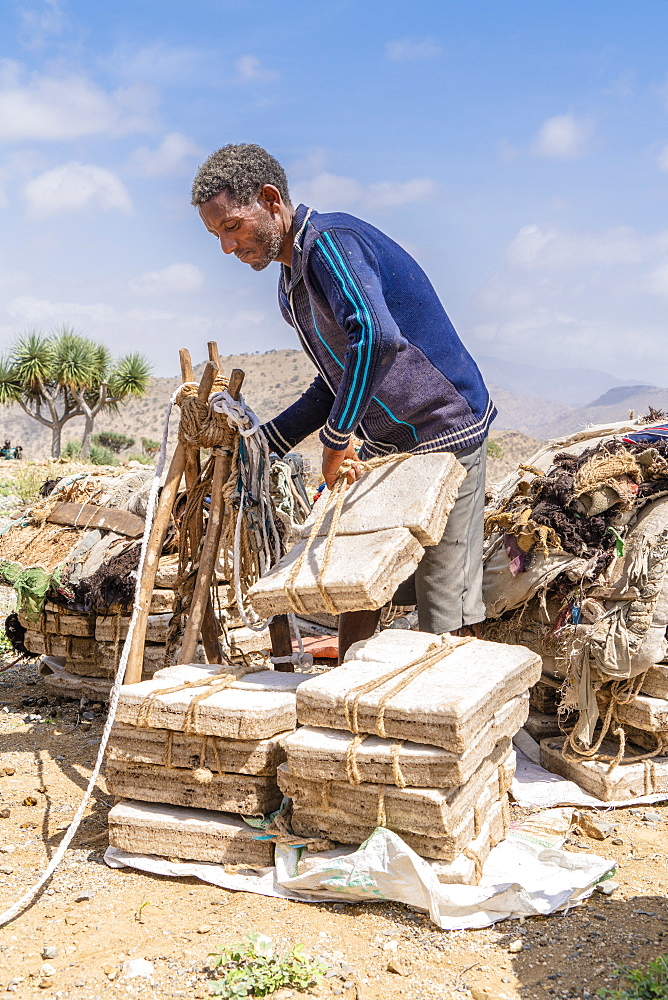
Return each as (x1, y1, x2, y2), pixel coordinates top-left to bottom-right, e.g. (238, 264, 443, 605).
(536, 385, 668, 439)
(588, 385, 656, 407)
(475, 354, 638, 407)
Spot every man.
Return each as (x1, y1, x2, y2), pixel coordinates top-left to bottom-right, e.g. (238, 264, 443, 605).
(192, 143, 495, 647)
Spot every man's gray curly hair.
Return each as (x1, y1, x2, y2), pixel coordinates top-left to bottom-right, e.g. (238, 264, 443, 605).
(191, 143, 292, 208)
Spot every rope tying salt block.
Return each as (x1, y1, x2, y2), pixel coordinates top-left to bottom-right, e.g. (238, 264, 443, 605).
(283, 695, 528, 788)
(115, 665, 306, 740)
(541, 734, 668, 800)
(296, 630, 542, 753)
(249, 452, 465, 617)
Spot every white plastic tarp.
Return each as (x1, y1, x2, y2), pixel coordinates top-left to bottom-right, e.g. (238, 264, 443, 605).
(105, 807, 614, 931)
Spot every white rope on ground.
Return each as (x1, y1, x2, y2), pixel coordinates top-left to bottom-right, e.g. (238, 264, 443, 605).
(0, 390, 178, 928)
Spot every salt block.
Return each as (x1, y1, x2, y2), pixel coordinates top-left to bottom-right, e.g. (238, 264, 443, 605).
(98, 642, 165, 678)
(524, 709, 562, 742)
(155, 554, 180, 589)
(228, 626, 271, 655)
(95, 613, 172, 643)
(106, 760, 281, 815)
(616, 694, 668, 733)
(41, 663, 111, 701)
(40, 611, 95, 637)
(529, 676, 561, 715)
(641, 665, 668, 701)
(23, 632, 98, 660)
(248, 527, 424, 616)
(426, 796, 509, 885)
(115, 664, 302, 739)
(283, 696, 526, 787)
(623, 724, 667, 753)
(277, 741, 510, 838)
(150, 590, 176, 614)
(295, 453, 465, 546)
(289, 782, 504, 862)
(108, 799, 274, 866)
(541, 735, 668, 801)
(296, 633, 541, 753)
(108, 723, 288, 775)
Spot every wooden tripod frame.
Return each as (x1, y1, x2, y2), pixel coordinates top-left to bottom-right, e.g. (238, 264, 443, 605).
(124, 342, 292, 684)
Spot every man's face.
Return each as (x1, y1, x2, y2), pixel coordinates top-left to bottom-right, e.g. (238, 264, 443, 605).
(198, 189, 285, 271)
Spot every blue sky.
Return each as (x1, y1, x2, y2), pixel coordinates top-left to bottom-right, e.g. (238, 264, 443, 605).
(2, 0, 668, 382)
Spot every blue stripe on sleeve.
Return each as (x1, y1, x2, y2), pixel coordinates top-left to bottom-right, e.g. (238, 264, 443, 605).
(316, 233, 375, 430)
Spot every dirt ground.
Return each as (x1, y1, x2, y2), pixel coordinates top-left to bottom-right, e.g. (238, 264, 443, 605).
(2, 654, 668, 1000)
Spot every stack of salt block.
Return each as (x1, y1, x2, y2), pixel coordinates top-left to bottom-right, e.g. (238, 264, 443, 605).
(106, 664, 306, 867)
(280, 630, 541, 884)
(249, 453, 466, 616)
(541, 663, 668, 800)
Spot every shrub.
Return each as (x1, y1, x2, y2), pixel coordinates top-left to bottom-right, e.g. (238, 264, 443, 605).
(141, 436, 160, 458)
(89, 444, 117, 466)
(92, 431, 135, 453)
(487, 439, 504, 460)
(598, 954, 668, 998)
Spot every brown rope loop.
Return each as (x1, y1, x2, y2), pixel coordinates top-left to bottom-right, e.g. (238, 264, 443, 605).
(390, 741, 407, 788)
(342, 635, 474, 737)
(135, 669, 238, 731)
(462, 847, 483, 883)
(164, 729, 174, 768)
(375, 787, 387, 828)
(345, 734, 366, 785)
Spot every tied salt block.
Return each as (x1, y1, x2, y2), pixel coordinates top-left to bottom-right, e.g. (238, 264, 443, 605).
(95, 613, 172, 643)
(278, 739, 513, 839)
(288, 770, 508, 861)
(541, 735, 668, 801)
(614, 694, 668, 734)
(295, 452, 466, 547)
(296, 631, 542, 753)
(34, 611, 95, 638)
(228, 625, 271, 655)
(282, 693, 528, 788)
(108, 723, 288, 775)
(106, 759, 282, 816)
(249, 527, 424, 616)
(40, 661, 112, 701)
(426, 795, 510, 885)
(115, 665, 306, 740)
(641, 665, 668, 700)
(107, 799, 275, 867)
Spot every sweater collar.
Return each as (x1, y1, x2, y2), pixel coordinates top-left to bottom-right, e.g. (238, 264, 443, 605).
(283, 204, 313, 292)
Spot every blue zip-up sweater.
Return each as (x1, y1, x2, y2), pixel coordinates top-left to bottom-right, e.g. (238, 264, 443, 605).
(263, 204, 496, 459)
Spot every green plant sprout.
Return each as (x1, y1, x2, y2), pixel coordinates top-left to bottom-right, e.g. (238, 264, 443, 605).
(598, 953, 668, 998)
(208, 932, 327, 997)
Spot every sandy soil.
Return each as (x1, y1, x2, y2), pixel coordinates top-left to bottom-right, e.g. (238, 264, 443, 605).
(2, 653, 668, 1000)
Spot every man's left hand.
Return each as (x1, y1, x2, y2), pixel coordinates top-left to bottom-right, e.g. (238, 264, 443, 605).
(322, 440, 363, 489)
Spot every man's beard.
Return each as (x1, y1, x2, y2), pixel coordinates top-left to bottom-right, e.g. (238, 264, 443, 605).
(245, 214, 285, 271)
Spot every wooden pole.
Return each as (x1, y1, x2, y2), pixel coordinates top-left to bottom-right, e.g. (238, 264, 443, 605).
(124, 361, 216, 683)
(269, 615, 293, 671)
(179, 368, 245, 664)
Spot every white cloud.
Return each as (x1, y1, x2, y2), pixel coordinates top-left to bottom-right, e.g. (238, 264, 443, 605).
(0, 61, 154, 143)
(132, 132, 204, 177)
(658, 144, 668, 172)
(295, 172, 436, 213)
(7, 295, 118, 324)
(235, 55, 279, 83)
(386, 37, 442, 62)
(471, 222, 668, 379)
(24, 162, 132, 217)
(130, 263, 204, 295)
(532, 113, 592, 159)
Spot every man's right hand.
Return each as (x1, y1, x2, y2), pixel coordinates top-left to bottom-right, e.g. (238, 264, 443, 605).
(321, 440, 362, 489)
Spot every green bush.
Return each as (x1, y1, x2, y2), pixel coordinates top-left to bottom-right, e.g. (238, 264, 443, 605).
(125, 453, 154, 465)
(62, 440, 81, 459)
(141, 436, 160, 458)
(487, 439, 504, 460)
(209, 933, 326, 997)
(89, 444, 117, 466)
(598, 954, 668, 998)
(92, 431, 135, 453)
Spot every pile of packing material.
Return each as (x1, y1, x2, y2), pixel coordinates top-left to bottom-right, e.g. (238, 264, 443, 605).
(482, 418, 668, 800)
(105, 664, 308, 866)
(0, 468, 273, 700)
(279, 629, 541, 884)
(248, 453, 465, 616)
